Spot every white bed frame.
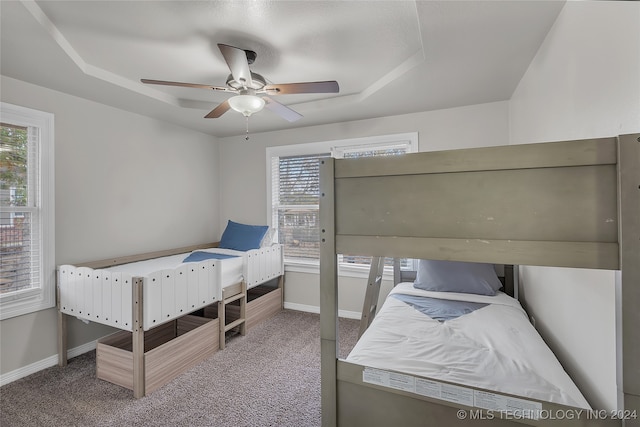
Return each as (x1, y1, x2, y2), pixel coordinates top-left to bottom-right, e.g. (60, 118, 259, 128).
(319, 134, 639, 426)
(57, 242, 284, 397)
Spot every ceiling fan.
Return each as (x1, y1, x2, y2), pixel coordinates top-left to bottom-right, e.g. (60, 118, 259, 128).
(141, 43, 339, 124)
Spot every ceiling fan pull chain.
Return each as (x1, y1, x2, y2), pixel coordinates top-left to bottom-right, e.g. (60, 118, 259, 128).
(245, 116, 250, 141)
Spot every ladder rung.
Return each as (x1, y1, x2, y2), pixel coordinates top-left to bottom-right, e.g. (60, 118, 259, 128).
(224, 318, 245, 332)
(224, 293, 245, 304)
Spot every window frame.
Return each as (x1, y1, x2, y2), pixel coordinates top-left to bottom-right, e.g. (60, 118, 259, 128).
(0, 102, 55, 320)
(266, 132, 418, 277)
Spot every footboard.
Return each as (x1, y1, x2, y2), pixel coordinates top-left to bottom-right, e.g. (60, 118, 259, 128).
(58, 266, 134, 331)
(58, 259, 221, 331)
(244, 244, 284, 289)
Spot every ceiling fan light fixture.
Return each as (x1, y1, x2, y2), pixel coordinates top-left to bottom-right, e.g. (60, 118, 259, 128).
(228, 94, 265, 117)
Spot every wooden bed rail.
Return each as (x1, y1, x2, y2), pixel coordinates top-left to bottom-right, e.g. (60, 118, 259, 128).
(72, 242, 220, 269)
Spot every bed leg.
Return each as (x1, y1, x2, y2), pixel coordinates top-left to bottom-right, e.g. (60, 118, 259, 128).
(56, 276, 68, 367)
(57, 286, 67, 367)
(239, 281, 247, 336)
(278, 274, 285, 309)
(57, 312, 67, 366)
(132, 278, 145, 398)
(218, 299, 226, 350)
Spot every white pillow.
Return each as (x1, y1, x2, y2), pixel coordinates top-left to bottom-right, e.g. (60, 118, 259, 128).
(260, 227, 276, 247)
(413, 259, 502, 296)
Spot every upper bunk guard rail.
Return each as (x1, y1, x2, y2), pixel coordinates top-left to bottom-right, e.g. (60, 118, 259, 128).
(332, 137, 621, 270)
(334, 136, 618, 178)
(319, 134, 640, 427)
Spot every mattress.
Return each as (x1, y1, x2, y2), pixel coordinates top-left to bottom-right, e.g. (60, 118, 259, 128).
(346, 282, 591, 409)
(105, 248, 244, 288)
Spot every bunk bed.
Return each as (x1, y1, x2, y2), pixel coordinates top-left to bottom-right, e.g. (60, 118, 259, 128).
(319, 134, 639, 426)
(57, 236, 284, 398)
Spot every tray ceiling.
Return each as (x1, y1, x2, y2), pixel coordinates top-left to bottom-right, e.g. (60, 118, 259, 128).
(0, 1, 566, 137)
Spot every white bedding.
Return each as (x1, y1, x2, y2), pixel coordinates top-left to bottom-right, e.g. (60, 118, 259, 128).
(347, 282, 591, 409)
(105, 248, 244, 288)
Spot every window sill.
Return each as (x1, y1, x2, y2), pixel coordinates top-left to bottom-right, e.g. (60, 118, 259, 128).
(284, 259, 394, 281)
(0, 288, 55, 320)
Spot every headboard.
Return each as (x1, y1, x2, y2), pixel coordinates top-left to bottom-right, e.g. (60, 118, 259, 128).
(319, 134, 639, 423)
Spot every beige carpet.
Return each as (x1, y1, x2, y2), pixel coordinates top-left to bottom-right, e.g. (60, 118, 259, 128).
(0, 310, 360, 427)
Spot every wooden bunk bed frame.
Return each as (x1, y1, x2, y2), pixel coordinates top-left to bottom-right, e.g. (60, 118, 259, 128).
(57, 242, 284, 398)
(319, 134, 639, 426)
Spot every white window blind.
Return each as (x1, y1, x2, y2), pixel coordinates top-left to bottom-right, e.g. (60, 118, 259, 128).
(271, 153, 330, 260)
(0, 103, 54, 320)
(333, 141, 414, 159)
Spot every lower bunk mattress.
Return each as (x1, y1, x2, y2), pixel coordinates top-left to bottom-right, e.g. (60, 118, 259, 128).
(346, 282, 591, 409)
(104, 247, 245, 289)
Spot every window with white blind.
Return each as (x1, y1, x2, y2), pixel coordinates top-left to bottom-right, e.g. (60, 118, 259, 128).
(0, 103, 55, 320)
(272, 153, 330, 261)
(267, 133, 417, 272)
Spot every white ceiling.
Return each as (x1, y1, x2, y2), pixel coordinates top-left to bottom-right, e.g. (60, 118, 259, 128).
(0, 1, 566, 138)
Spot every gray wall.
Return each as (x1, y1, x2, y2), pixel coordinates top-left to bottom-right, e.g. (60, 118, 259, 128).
(218, 101, 509, 230)
(0, 76, 220, 375)
(509, 1, 640, 411)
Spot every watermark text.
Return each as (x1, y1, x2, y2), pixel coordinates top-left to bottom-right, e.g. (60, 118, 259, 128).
(456, 408, 638, 421)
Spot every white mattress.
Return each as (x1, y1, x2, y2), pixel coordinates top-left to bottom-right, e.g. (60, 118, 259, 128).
(347, 282, 591, 409)
(105, 248, 244, 288)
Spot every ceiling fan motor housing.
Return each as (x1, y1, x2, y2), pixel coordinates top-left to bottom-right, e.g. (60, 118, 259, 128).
(244, 49, 257, 65)
(226, 72, 266, 91)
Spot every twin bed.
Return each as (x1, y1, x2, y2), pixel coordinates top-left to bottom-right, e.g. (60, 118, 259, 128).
(319, 134, 639, 426)
(57, 221, 284, 397)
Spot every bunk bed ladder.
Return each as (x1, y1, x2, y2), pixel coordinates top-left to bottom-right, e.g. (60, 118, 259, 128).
(358, 257, 385, 338)
(218, 282, 247, 350)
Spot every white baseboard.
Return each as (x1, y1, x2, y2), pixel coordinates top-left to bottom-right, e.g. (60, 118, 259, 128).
(2, 305, 359, 387)
(284, 302, 361, 320)
(0, 340, 96, 387)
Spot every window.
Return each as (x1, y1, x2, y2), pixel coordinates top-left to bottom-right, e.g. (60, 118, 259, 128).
(267, 133, 417, 272)
(272, 153, 329, 261)
(0, 103, 55, 320)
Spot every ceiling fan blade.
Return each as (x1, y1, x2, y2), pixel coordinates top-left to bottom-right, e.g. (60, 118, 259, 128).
(263, 97, 303, 122)
(217, 43, 253, 88)
(141, 79, 229, 91)
(205, 100, 231, 118)
(263, 81, 339, 95)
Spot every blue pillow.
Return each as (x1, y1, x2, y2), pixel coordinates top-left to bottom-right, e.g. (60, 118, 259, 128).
(413, 259, 502, 296)
(218, 220, 269, 251)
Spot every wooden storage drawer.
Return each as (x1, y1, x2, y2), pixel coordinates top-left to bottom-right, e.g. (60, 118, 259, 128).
(246, 287, 282, 329)
(96, 315, 219, 394)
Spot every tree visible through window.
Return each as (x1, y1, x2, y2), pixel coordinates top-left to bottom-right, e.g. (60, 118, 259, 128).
(1, 123, 33, 294)
(0, 102, 54, 320)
